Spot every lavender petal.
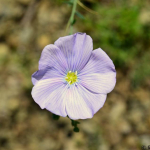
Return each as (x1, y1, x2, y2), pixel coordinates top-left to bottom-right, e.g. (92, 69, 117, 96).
(65, 84, 107, 120)
(39, 44, 68, 75)
(79, 48, 116, 94)
(54, 33, 93, 72)
(31, 78, 67, 117)
(32, 67, 64, 85)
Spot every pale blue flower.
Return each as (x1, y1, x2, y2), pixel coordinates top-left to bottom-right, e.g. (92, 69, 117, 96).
(31, 33, 116, 120)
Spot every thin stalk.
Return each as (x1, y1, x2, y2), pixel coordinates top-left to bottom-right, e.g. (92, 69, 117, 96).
(78, 0, 98, 15)
(65, 0, 78, 35)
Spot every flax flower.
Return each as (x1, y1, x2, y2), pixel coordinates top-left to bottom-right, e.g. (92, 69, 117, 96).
(31, 33, 116, 120)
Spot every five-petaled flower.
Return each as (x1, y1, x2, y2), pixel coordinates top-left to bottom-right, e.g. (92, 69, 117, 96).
(31, 33, 116, 120)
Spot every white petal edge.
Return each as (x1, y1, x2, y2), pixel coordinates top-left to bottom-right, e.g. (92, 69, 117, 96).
(79, 72, 116, 94)
(31, 78, 67, 117)
(65, 84, 107, 120)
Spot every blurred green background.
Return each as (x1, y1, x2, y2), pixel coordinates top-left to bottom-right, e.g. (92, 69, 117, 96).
(0, 0, 150, 150)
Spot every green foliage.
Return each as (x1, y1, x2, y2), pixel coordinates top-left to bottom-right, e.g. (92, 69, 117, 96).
(73, 127, 79, 132)
(71, 19, 76, 25)
(131, 52, 150, 87)
(81, 3, 150, 87)
(70, 118, 80, 132)
(52, 114, 60, 120)
(75, 11, 85, 20)
(63, 1, 73, 5)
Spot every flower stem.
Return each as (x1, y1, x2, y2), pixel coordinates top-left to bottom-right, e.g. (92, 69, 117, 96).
(78, 0, 98, 15)
(52, 113, 60, 120)
(65, 0, 78, 35)
(67, 116, 80, 132)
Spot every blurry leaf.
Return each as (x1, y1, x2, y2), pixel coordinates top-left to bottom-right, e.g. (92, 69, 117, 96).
(75, 121, 80, 124)
(73, 127, 79, 132)
(78, 0, 98, 15)
(70, 119, 80, 132)
(75, 11, 85, 19)
(63, 0, 73, 5)
(131, 52, 150, 87)
(71, 120, 80, 126)
(52, 114, 60, 120)
(71, 19, 76, 25)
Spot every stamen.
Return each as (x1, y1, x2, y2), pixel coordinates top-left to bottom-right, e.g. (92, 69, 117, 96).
(65, 71, 78, 85)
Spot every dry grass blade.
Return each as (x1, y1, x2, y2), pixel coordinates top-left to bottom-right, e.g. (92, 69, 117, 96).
(78, 0, 98, 15)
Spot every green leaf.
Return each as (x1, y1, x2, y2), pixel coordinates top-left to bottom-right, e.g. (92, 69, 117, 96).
(71, 120, 75, 126)
(71, 120, 80, 127)
(75, 11, 85, 19)
(75, 121, 80, 124)
(71, 19, 76, 25)
(52, 114, 60, 120)
(73, 127, 79, 132)
(63, 1, 73, 5)
(68, 117, 80, 132)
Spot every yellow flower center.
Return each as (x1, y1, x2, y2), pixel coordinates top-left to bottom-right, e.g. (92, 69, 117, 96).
(65, 71, 78, 85)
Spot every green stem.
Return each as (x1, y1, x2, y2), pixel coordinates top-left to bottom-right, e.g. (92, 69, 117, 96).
(67, 116, 80, 132)
(65, 0, 78, 35)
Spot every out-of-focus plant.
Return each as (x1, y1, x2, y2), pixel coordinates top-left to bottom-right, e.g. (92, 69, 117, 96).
(31, 0, 117, 132)
(80, 2, 150, 87)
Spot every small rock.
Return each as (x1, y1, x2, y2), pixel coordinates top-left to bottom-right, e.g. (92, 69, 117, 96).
(0, 43, 9, 57)
(117, 118, 131, 134)
(81, 120, 96, 134)
(7, 33, 20, 47)
(139, 9, 150, 24)
(125, 135, 139, 147)
(8, 98, 20, 111)
(0, 1, 23, 18)
(128, 109, 143, 124)
(16, 0, 30, 5)
(140, 135, 150, 146)
(136, 122, 148, 133)
(37, 34, 51, 49)
(107, 128, 121, 145)
(109, 101, 126, 122)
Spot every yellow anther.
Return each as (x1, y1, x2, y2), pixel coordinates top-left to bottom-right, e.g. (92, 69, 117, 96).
(65, 71, 78, 85)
